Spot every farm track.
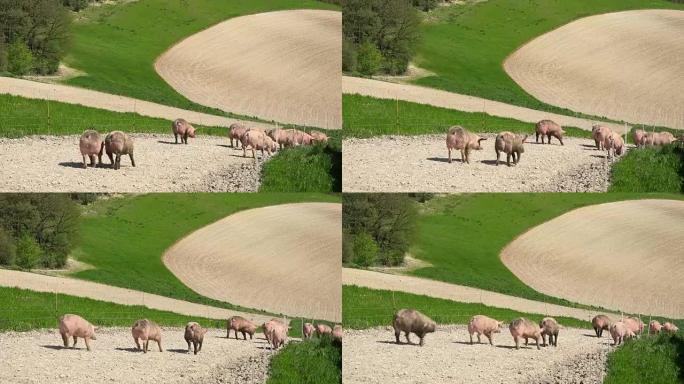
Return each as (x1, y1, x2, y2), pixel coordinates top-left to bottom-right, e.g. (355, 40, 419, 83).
(502, 199, 684, 319)
(343, 268, 603, 322)
(156, 10, 342, 130)
(504, 10, 684, 130)
(342, 76, 628, 133)
(0, 269, 273, 325)
(163, 203, 342, 322)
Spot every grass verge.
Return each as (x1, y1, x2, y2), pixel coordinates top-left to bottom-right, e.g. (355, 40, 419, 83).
(604, 333, 684, 384)
(342, 94, 590, 138)
(609, 145, 684, 193)
(266, 337, 341, 384)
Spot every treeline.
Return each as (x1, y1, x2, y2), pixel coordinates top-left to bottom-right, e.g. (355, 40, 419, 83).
(0, 194, 81, 269)
(342, 0, 443, 76)
(0, 0, 96, 76)
(342, 194, 423, 267)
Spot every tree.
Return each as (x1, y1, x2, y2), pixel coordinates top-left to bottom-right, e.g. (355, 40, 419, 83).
(0, 227, 16, 266)
(352, 232, 378, 267)
(356, 41, 382, 76)
(7, 40, 33, 75)
(15, 233, 42, 270)
(0, 38, 7, 72)
(342, 38, 357, 72)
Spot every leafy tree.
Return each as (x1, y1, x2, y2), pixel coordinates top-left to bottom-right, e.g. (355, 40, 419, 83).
(0, 227, 16, 266)
(342, 38, 357, 72)
(7, 40, 33, 75)
(0, 38, 7, 72)
(15, 233, 42, 270)
(356, 41, 382, 75)
(352, 232, 378, 267)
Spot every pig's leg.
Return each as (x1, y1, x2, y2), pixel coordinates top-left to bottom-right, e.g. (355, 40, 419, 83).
(193, 341, 198, 355)
(506, 153, 511, 167)
(249, 332, 253, 340)
(144, 340, 149, 353)
(535, 336, 540, 350)
(541, 333, 547, 347)
(460, 149, 465, 163)
(61, 332, 69, 348)
(404, 332, 411, 345)
(134, 337, 141, 350)
(487, 333, 493, 346)
(514, 336, 520, 350)
(157, 339, 163, 352)
(174, 133, 178, 144)
(524, 337, 529, 346)
(114, 154, 121, 170)
(558, 135, 563, 146)
(554, 333, 558, 347)
(187, 339, 191, 353)
(84, 337, 91, 351)
(535, 132, 540, 143)
(394, 330, 400, 344)
(72, 336, 78, 348)
(252, 148, 256, 159)
(496, 150, 500, 166)
(82, 155, 88, 169)
(419, 335, 425, 347)
(594, 327, 599, 337)
(448, 148, 452, 163)
(243, 146, 247, 158)
(226, 328, 230, 338)
(469, 332, 473, 344)
(242, 331, 247, 340)
(477, 333, 481, 344)
(129, 153, 135, 167)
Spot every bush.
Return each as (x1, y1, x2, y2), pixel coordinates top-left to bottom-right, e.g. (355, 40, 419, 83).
(609, 145, 683, 193)
(0, 39, 7, 72)
(352, 232, 378, 267)
(356, 41, 383, 76)
(7, 40, 33, 76)
(412, 0, 441, 11)
(342, 38, 358, 72)
(0, 227, 16, 266)
(62, 0, 90, 11)
(15, 233, 42, 270)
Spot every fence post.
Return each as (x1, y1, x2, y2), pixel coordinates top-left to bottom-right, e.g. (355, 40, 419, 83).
(395, 97, 399, 134)
(47, 96, 51, 135)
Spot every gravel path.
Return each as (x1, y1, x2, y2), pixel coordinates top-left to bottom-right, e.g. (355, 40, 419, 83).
(0, 134, 268, 192)
(343, 269, 600, 322)
(342, 134, 614, 192)
(0, 269, 274, 326)
(343, 325, 611, 384)
(0, 327, 276, 384)
(342, 76, 628, 133)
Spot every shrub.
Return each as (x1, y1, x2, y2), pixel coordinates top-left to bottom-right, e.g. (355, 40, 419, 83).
(352, 232, 378, 267)
(0, 227, 16, 266)
(342, 38, 358, 72)
(0, 39, 7, 72)
(412, 0, 441, 11)
(356, 41, 383, 76)
(15, 233, 42, 270)
(7, 40, 33, 76)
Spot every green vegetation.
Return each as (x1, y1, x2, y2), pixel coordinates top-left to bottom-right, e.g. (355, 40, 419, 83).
(610, 145, 684, 193)
(412, 0, 684, 114)
(342, 285, 590, 329)
(73, 193, 339, 313)
(604, 333, 684, 384)
(0, 194, 79, 269)
(0, 286, 223, 332)
(342, 194, 418, 267)
(342, 94, 591, 138)
(267, 337, 342, 384)
(64, 0, 338, 117)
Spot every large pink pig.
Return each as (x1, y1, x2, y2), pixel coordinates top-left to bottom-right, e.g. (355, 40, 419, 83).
(467, 315, 504, 345)
(59, 314, 97, 351)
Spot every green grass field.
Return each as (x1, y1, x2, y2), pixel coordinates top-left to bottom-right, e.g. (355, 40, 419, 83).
(72, 194, 340, 315)
(266, 337, 341, 384)
(610, 145, 684, 193)
(342, 94, 590, 138)
(405, 193, 684, 307)
(411, 0, 684, 116)
(64, 0, 338, 122)
(604, 333, 684, 384)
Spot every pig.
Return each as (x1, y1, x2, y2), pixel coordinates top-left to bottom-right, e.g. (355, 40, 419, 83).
(263, 318, 287, 344)
(446, 126, 486, 164)
(310, 130, 329, 144)
(284, 129, 314, 147)
(79, 129, 104, 168)
(316, 323, 333, 337)
(171, 118, 196, 144)
(610, 321, 635, 346)
(131, 318, 162, 353)
(494, 132, 528, 166)
(229, 123, 248, 148)
(592, 315, 612, 337)
(302, 322, 315, 339)
(467, 315, 504, 345)
(104, 131, 135, 170)
(535, 120, 565, 145)
(623, 317, 645, 336)
(241, 130, 277, 158)
(59, 314, 97, 351)
(227, 316, 256, 340)
(633, 129, 647, 148)
(268, 128, 289, 149)
(268, 322, 288, 350)
(184, 322, 207, 355)
(644, 131, 676, 146)
(392, 308, 436, 347)
(592, 125, 612, 150)
(332, 325, 342, 343)
(509, 317, 541, 350)
(539, 317, 561, 347)
(649, 320, 663, 335)
(663, 322, 679, 333)
(604, 131, 625, 159)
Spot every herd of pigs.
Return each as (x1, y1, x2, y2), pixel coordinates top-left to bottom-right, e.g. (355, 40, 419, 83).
(446, 119, 681, 166)
(391, 309, 679, 349)
(77, 118, 329, 169)
(57, 313, 342, 353)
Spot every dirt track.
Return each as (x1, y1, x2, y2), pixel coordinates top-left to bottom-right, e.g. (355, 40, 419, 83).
(342, 76, 628, 133)
(0, 77, 274, 130)
(342, 134, 614, 192)
(163, 203, 342, 322)
(0, 134, 265, 192)
(156, 10, 341, 130)
(0, 327, 275, 384)
(504, 10, 684, 130)
(343, 326, 610, 384)
(343, 268, 600, 322)
(501, 199, 684, 319)
(0, 269, 273, 326)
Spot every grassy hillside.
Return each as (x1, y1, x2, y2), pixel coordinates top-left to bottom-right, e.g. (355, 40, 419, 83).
(411, 0, 684, 116)
(64, 0, 338, 120)
(407, 194, 684, 307)
(73, 194, 340, 314)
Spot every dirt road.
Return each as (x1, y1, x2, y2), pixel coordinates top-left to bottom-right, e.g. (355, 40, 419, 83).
(163, 203, 342, 322)
(342, 134, 613, 192)
(0, 327, 274, 384)
(0, 269, 273, 325)
(502, 199, 684, 319)
(504, 10, 684, 130)
(156, 10, 341, 129)
(0, 134, 264, 192)
(343, 325, 610, 384)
